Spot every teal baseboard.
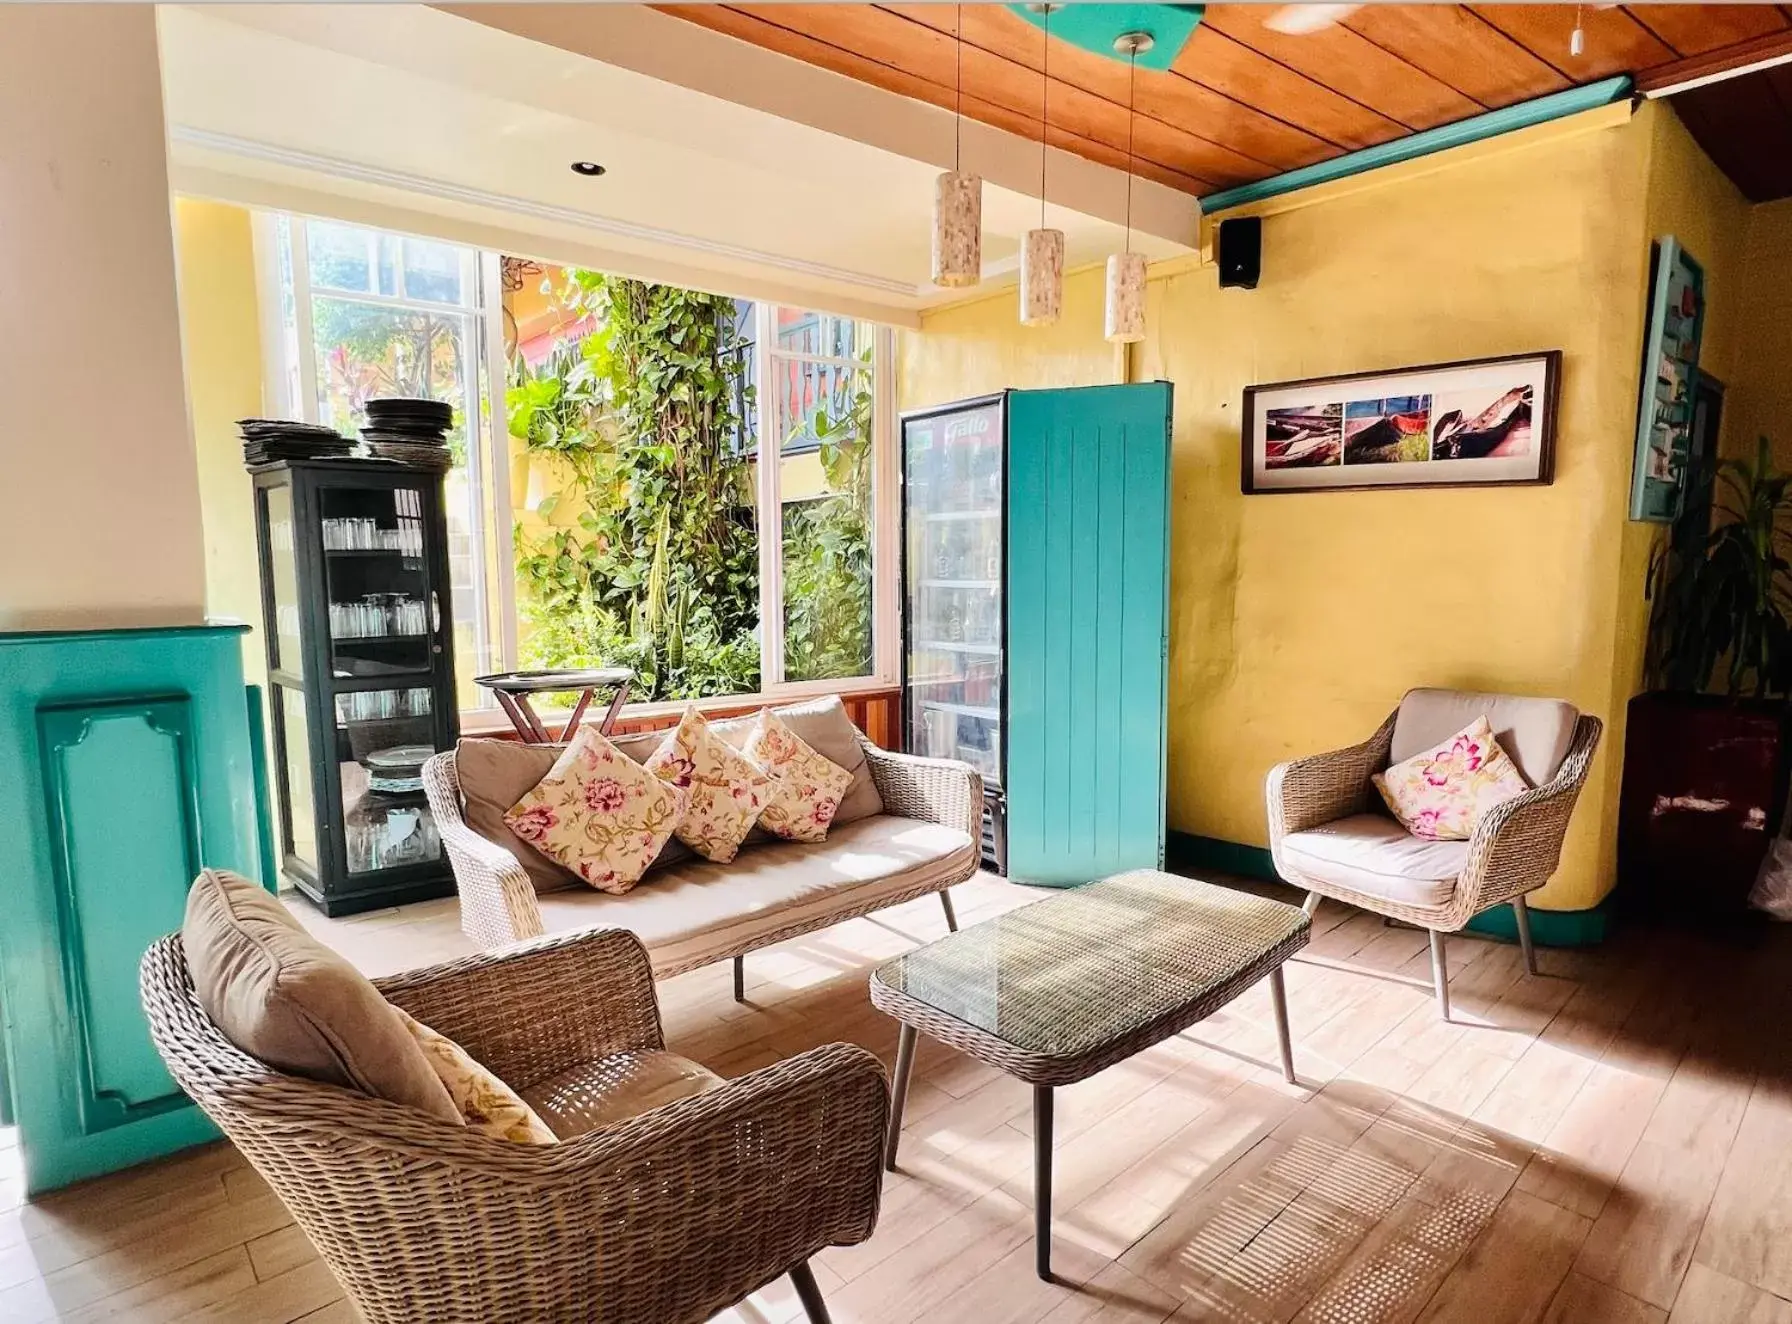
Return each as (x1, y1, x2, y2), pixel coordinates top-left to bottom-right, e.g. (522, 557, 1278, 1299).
(1166, 831, 1278, 882)
(1165, 831, 1612, 946)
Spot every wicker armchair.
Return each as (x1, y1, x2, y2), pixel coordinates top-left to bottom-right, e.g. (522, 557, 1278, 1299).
(141, 926, 888, 1324)
(1267, 689, 1602, 1019)
(424, 734, 984, 991)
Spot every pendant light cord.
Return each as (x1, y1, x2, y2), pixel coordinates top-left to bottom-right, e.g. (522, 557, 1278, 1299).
(954, 3, 963, 173)
(1124, 47, 1136, 253)
(1039, 7, 1049, 229)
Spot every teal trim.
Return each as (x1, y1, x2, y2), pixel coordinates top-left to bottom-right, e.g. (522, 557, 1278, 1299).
(1200, 76, 1633, 215)
(0, 621, 250, 645)
(245, 685, 278, 893)
(0, 624, 259, 1192)
(1167, 831, 1277, 881)
(1006, 383, 1173, 887)
(1466, 897, 1612, 947)
(1008, 4, 1204, 71)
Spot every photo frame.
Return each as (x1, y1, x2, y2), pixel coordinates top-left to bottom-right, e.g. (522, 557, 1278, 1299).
(1629, 237, 1705, 523)
(1241, 350, 1561, 495)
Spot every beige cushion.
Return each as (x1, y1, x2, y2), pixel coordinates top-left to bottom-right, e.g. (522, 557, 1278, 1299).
(1280, 814, 1466, 910)
(519, 1050, 724, 1139)
(504, 727, 687, 895)
(537, 814, 975, 974)
(711, 695, 884, 827)
(643, 707, 774, 863)
(182, 870, 461, 1124)
(1391, 689, 1578, 787)
(455, 736, 691, 894)
(742, 708, 855, 842)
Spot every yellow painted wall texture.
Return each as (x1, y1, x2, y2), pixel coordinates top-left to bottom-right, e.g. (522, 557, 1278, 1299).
(174, 198, 267, 685)
(1730, 198, 1792, 468)
(899, 103, 1764, 913)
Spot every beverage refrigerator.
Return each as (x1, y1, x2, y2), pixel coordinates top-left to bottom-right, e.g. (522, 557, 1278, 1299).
(900, 394, 1008, 870)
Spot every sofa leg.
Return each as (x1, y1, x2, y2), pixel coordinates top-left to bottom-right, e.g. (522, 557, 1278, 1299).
(1301, 891, 1321, 918)
(733, 955, 745, 1003)
(790, 1262, 832, 1324)
(1429, 930, 1451, 1021)
(1512, 895, 1538, 976)
(940, 889, 959, 933)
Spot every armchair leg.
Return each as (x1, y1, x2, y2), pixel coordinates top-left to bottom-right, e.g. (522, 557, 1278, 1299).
(733, 955, 745, 1003)
(1512, 895, 1538, 976)
(1301, 891, 1321, 918)
(1429, 930, 1451, 1021)
(940, 889, 959, 933)
(790, 1262, 832, 1324)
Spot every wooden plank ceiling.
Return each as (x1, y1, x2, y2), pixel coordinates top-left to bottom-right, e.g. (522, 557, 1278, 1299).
(1670, 60, 1792, 201)
(658, 3, 1792, 197)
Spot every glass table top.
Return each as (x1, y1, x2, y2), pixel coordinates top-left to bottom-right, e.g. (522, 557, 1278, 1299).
(872, 871, 1310, 1061)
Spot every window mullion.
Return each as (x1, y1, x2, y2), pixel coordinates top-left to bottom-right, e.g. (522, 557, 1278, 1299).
(755, 304, 784, 689)
(480, 253, 518, 674)
(290, 218, 320, 424)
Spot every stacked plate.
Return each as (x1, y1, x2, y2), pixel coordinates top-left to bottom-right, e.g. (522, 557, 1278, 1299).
(361, 398, 453, 470)
(239, 418, 354, 467)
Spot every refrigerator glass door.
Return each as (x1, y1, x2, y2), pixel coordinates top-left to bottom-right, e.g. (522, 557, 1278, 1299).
(903, 398, 1004, 790)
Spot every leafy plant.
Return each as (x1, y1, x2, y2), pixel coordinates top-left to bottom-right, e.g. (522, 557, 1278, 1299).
(781, 355, 875, 681)
(510, 270, 760, 700)
(1647, 436, 1792, 698)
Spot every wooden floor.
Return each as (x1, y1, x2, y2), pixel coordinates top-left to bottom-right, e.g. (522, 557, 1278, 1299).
(4, 873, 1791, 1323)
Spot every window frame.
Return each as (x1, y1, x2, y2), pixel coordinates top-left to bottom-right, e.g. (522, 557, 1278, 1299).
(754, 305, 898, 697)
(252, 212, 501, 702)
(257, 209, 899, 719)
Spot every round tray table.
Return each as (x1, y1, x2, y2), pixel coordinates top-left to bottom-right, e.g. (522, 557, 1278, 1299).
(473, 667, 634, 743)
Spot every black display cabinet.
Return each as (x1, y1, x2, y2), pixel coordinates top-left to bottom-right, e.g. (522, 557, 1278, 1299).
(251, 459, 460, 916)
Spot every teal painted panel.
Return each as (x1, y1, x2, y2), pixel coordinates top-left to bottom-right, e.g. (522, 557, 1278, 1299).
(1006, 383, 1171, 886)
(38, 697, 204, 1134)
(0, 625, 261, 1193)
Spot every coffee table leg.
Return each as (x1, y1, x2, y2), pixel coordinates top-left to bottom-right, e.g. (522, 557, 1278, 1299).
(1270, 966, 1296, 1084)
(1034, 1085, 1054, 1280)
(885, 1025, 917, 1172)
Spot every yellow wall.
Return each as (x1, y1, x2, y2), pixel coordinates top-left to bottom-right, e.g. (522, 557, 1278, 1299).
(900, 103, 1735, 913)
(174, 199, 267, 683)
(1730, 199, 1792, 468)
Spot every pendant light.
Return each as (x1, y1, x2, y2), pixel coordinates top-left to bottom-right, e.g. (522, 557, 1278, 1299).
(932, 5, 982, 288)
(1021, 5, 1064, 327)
(1105, 32, 1152, 344)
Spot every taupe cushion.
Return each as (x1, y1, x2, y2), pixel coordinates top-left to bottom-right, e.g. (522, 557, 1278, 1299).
(519, 1050, 724, 1139)
(1391, 688, 1578, 787)
(182, 870, 461, 1124)
(537, 814, 975, 974)
(455, 736, 689, 895)
(711, 696, 884, 827)
(1280, 814, 1466, 910)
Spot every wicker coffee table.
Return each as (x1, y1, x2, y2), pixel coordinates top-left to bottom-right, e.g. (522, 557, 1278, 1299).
(869, 869, 1311, 1280)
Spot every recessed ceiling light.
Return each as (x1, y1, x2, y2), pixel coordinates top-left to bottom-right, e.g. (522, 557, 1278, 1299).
(570, 161, 606, 177)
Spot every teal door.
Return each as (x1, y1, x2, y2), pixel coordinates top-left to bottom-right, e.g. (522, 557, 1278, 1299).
(0, 625, 269, 1192)
(1005, 383, 1172, 886)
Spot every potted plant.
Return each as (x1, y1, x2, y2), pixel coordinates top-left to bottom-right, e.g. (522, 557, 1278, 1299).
(1622, 437, 1792, 916)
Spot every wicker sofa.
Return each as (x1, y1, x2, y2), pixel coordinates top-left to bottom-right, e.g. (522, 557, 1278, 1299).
(424, 722, 984, 990)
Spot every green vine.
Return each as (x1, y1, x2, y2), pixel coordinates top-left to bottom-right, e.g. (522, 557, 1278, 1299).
(511, 271, 759, 700)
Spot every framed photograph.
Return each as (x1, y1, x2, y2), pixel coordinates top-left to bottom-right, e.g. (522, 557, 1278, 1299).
(1629, 237, 1704, 523)
(1242, 350, 1561, 494)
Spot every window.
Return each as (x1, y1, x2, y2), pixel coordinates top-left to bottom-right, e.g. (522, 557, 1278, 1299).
(763, 308, 877, 684)
(261, 215, 894, 715)
(261, 215, 498, 708)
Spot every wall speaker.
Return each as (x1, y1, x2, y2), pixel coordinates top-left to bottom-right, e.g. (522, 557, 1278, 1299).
(1217, 216, 1261, 290)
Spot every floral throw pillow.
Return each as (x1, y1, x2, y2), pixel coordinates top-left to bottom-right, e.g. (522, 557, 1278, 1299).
(504, 726, 685, 895)
(643, 706, 774, 863)
(1373, 715, 1530, 841)
(394, 1009, 556, 1144)
(742, 708, 854, 843)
